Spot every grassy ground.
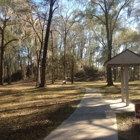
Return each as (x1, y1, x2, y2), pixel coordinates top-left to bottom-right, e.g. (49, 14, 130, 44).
(117, 112, 140, 140)
(79, 81, 140, 140)
(0, 81, 85, 140)
(0, 80, 140, 140)
(75, 81, 140, 140)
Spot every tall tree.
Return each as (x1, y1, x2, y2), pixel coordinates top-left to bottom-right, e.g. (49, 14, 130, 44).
(0, 1, 18, 85)
(53, 4, 80, 81)
(17, 0, 50, 87)
(84, 0, 132, 85)
(40, 0, 58, 87)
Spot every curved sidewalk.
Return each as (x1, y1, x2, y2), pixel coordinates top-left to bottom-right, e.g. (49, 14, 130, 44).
(44, 87, 118, 140)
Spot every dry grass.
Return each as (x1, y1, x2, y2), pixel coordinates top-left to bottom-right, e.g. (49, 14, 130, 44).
(83, 81, 140, 140)
(76, 81, 140, 140)
(0, 81, 85, 140)
(1, 80, 140, 140)
(117, 112, 140, 140)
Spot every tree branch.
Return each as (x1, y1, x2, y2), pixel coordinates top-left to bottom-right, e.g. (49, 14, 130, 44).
(94, 2, 106, 14)
(4, 39, 18, 48)
(111, 0, 129, 34)
(92, 14, 106, 25)
(108, 0, 115, 12)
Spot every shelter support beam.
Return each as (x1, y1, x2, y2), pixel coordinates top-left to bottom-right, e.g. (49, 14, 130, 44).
(124, 66, 129, 106)
(121, 67, 124, 102)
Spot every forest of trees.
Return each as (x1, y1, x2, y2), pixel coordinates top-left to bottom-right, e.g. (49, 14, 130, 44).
(1, 0, 140, 87)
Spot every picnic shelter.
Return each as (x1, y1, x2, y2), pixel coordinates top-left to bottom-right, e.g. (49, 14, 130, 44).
(104, 49, 140, 106)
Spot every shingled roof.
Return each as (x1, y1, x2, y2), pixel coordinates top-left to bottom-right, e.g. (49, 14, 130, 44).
(104, 49, 140, 67)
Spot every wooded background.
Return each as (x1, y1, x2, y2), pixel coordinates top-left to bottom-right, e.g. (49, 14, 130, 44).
(0, 0, 140, 87)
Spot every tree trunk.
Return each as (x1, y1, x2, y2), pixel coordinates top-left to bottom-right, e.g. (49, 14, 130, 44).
(35, 37, 42, 87)
(52, 68, 55, 84)
(0, 30, 4, 85)
(133, 66, 136, 81)
(104, 1, 113, 86)
(7, 54, 12, 85)
(7, 67, 11, 85)
(63, 34, 67, 80)
(22, 69, 26, 80)
(106, 36, 113, 85)
(106, 38, 113, 85)
(0, 51, 4, 85)
(27, 47, 30, 78)
(19, 59, 26, 80)
(36, 61, 41, 87)
(71, 54, 74, 84)
(113, 68, 116, 82)
(107, 67, 113, 85)
(50, 30, 55, 84)
(30, 57, 34, 78)
(40, 0, 55, 87)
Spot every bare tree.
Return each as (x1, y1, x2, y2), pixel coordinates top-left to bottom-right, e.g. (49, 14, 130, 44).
(17, 0, 49, 87)
(0, 3, 18, 85)
(39, 0, 58, 87)
(53, 4, 80, 81)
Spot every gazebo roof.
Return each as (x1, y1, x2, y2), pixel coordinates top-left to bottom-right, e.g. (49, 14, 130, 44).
(104, 49, 140, 67)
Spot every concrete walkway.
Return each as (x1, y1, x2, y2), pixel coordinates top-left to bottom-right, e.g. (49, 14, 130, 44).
(44, 87, 134, 140)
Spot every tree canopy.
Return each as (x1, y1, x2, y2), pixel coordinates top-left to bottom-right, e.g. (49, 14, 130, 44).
(0, 0, 139, 86)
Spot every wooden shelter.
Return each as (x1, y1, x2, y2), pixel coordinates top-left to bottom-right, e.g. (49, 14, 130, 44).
(104, 49, 140, 106)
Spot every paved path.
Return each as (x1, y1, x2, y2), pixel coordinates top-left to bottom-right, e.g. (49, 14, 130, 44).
(44, 87, 119, 140)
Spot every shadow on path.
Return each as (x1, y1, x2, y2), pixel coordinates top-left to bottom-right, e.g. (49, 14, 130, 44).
(44, 87, 118, 140)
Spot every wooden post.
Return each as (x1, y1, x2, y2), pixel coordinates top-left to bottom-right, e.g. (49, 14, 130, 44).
(121, 67, 124, 102)
(124, 66, 129, 106)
